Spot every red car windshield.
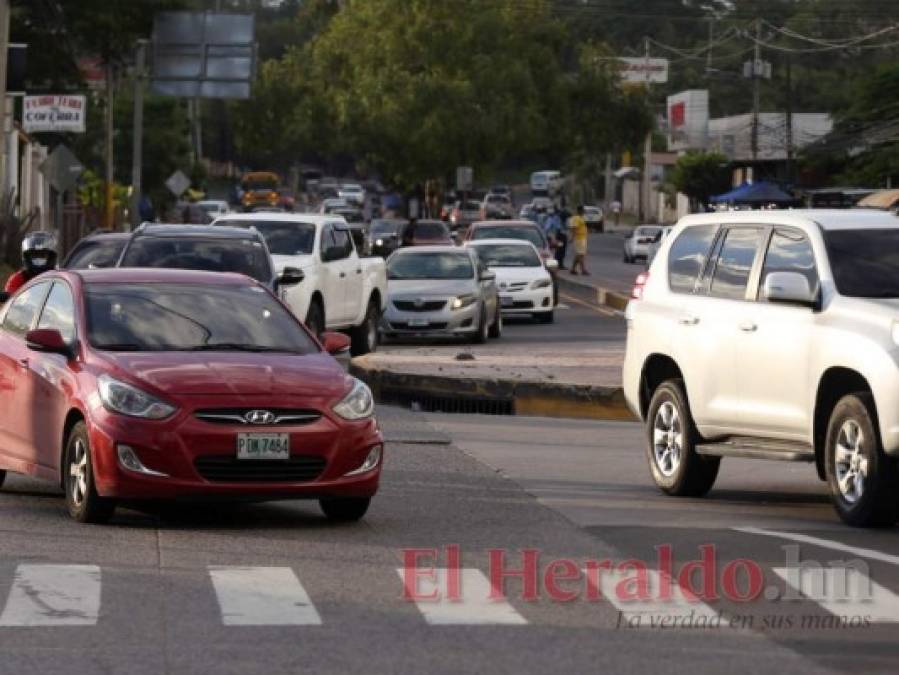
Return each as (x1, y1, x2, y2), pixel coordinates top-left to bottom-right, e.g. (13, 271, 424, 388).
(85, 283, 318, 353)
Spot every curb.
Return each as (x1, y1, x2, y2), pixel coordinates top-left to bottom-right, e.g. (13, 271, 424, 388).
(350, 356, 635, 421)
(556, 275, 630, 312)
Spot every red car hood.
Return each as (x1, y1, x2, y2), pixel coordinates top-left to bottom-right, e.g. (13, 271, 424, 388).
(96, 351, 350, 397)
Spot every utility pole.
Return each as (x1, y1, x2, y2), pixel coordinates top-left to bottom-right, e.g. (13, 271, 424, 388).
(641, 37, 653, 223)
(785, 53, 794, 184)
(104, 64, 115, 230)
(705, 17, 714, 74)
(130, 40, 148, 230)
(0, 0, 10, 199)
(751, 18, 761, 165)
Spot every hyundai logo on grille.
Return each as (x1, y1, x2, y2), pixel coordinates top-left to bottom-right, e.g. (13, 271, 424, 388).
(245, 410, 276, 425)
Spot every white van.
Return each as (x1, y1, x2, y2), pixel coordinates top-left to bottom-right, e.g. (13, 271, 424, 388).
(530, 170, 562, 196)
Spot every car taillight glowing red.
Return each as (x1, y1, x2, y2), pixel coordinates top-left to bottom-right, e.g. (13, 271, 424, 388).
(632, 272, 649, 300)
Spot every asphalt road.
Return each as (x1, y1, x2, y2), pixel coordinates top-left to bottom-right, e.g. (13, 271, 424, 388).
(569, 228, 648, 296)
(426, 413, 899, 673)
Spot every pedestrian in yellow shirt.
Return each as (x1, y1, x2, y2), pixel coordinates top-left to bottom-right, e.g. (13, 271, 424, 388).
(569, 205, 590, 275)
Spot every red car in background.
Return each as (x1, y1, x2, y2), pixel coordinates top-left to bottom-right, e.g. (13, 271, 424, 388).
(0, 268, 382, 523)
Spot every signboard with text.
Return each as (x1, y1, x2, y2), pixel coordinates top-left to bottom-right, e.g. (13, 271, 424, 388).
(617, 58, 669, 84)
(23, 95, 87, 134)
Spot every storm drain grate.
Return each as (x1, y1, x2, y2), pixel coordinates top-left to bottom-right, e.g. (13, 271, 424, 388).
(378, 390, 514, 416)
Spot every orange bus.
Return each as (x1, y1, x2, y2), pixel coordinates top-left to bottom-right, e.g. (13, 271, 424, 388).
(240, 171, 281, 210)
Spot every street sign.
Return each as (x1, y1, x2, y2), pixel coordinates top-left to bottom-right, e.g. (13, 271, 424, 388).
(165, 170, 191, 198)
(617, 57, 669, 84)
(23, 96, 87, 134)
(456, 166, 473, 192)
(38, 145, 84, 192)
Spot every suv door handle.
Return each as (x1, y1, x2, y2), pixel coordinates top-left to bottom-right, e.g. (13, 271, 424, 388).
(356, 268, 362, 274)
(678, 315, 699, 326)
(739, 321, 757, 332)
(339, 272, 346, 278)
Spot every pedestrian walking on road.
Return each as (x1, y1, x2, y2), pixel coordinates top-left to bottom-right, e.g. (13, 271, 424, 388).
(611, 199, 622, 226)
(569, 205, 590, 275)
(555, 206, 570, 269)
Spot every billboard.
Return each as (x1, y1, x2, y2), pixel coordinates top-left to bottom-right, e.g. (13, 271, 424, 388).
(617, 58, 669, 84)
(23, 95, 87, 134)
(666, 90, 709, 151)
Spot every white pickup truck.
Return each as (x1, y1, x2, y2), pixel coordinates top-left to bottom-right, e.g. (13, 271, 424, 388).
(213, 212, 387, 355)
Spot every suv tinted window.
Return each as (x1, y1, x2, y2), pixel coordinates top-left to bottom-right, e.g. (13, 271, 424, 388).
(710, 228, 762, 300)
(668, 225, 718, 293)
(37, 282, 76, 343)
(2, 282, 50, 337)
(331, 229, 352, 260)
(761, 230, 817, 295)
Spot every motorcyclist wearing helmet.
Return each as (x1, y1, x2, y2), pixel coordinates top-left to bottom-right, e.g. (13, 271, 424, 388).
(4, 231, 58, 294)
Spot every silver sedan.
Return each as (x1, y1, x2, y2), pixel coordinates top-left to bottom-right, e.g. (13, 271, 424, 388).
(381, 246, 502, 343)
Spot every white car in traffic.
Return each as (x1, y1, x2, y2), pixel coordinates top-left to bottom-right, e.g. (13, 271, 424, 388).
(466, 238, 556, 323)
(339, 183, 365, 206)
(213, 212, 387, 355)
(623, 225, 663, 263)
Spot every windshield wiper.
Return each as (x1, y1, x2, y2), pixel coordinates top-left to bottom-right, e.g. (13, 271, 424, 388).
(182, 343, 300, 353)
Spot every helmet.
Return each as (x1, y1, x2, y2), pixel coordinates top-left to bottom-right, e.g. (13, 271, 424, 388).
(21, 231, 58, 277)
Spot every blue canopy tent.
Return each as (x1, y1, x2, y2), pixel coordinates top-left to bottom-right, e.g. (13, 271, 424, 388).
(710, 181, 797, 206)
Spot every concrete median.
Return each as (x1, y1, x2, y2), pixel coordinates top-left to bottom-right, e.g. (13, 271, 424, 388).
(556, 274, 630, 312)
(350, 349, 635, 421)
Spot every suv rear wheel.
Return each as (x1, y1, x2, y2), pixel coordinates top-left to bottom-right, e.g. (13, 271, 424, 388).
(825, 394, 899, 527)
(646, 380, 720, 497)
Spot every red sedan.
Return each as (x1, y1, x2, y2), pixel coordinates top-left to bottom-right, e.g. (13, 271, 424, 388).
(0, 268, 382, 523)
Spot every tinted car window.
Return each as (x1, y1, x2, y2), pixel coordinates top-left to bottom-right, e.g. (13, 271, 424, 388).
(64, 238, 127, 270)
(824, 229, 899, 298)
(37, 282, 76, 343)
(85, 283, 317, 353)
(760, 230, 817, 295)
(472, 244, 541, 267)
(221, 221, 315, 256)
(331, 229, 352, 260)
(371, 220, 404, 236)
(121, 237, 272, 283)
(388, 252, 474, 280)
(709, 228, 763, 300)
(2, 282, 50, 337)
(668, 224, 718, 293)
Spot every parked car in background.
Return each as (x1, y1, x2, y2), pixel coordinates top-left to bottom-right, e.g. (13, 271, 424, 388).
(399, 219, 453, 247)
(466, 239, 556, 323)
(320, 198, 349, 214)
(624, 209, 899, 528)
(645, 225, 674, 267)
(382, 246, 501, 343)
(583, 205, 604, 232)
(197, 200, 230, 220)
(530, 170, 562, 196)
(481, 193, 513, 220)
(450, 200, 482, 231)
(339, 183, 365, 206)
(623, 225, 663, 263)
(117, 224, 287, 293)
(62, 232, 130, 270)
(0, 267, 381, 523)
(369, 218, 407, 257)
(213, 212, 387, 355)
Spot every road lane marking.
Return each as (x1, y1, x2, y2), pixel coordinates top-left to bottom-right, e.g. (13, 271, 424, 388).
(773, 567, 899, 622)
(209, 566, 322, 626)
(396, 568, 527, 625)
(593, 569, 719, 625)
(558, 292, 619, 317)
(0, 564, 101, 626)
(734, 527, 899, 567)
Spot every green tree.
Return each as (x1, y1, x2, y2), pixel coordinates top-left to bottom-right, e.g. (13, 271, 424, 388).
(671, 150, 731, 210)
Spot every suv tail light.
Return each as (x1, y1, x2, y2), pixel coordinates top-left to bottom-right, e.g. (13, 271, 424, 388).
(632, 272, 649, 300)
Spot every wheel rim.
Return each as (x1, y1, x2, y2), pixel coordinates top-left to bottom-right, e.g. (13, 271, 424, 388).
(834, 419, 868, 504)
(69, 438, 89, 507)
(653, 401, 683, 477)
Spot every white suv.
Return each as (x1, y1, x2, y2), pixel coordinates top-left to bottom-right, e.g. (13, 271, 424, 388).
(623, 209, 899, 527)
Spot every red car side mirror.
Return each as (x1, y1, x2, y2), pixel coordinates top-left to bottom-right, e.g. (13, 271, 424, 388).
(321, 331, 351, 355)
(25, 328, 71, 357)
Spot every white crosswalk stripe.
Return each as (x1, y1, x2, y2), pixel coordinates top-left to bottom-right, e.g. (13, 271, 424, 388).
(774, 566, 899, 623)
(397, 567, 528, 625)
(0, 564, 101, 627)
(593, 569, 719, 627)
(209, 566, 322, 626)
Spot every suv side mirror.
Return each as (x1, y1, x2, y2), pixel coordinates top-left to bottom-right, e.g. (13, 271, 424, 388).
(26, 328, 71, 357)
(763, 272, 816, 307)
(277, 266, 305, 287)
